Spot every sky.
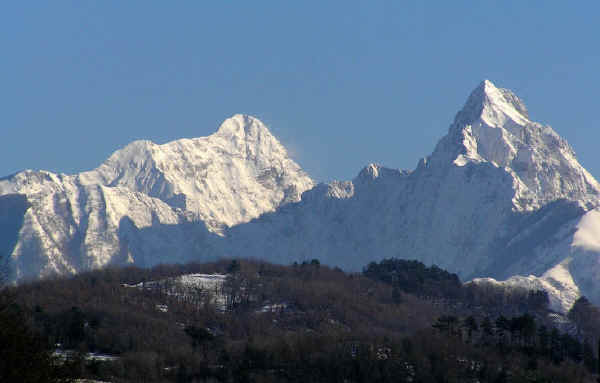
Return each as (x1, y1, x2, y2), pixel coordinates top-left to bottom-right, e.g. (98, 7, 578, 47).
(2, 2, 600, 182)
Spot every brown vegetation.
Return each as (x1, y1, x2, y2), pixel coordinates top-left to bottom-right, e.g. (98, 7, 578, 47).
(1, 258, 599, 382)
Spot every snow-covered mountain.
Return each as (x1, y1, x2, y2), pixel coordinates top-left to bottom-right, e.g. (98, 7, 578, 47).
(2, 80, 600, 313)
(221, 80, 600, 312)
(0, 114, 313, 280)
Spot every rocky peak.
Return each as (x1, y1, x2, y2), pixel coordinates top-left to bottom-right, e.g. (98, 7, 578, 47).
(57, 115, 314, 231)
(427, 80, 600, 210)
(357, 163, 381, 181)
(354, 164, 410, 188)
(455, 79, 529, 127)
(215, 114, 270, 138)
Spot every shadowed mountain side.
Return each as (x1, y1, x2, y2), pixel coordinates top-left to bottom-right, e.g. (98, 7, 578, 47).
(220, 159, 518, 277)
(485, 199, 587, 280)
(0, 194, 30, 280)
(570, 251, 600, 304)
(116, 215, 223, 269)
(0, 194, 30, 256)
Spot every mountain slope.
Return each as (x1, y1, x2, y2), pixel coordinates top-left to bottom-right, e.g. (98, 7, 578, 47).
(0, 115, 314, 280)
(221, 80, 600, 311)
(80, 114, 313, 231)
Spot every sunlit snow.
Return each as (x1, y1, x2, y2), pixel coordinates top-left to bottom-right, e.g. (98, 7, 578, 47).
(3, 81, 600, 311)
(572, 209, 600, 252)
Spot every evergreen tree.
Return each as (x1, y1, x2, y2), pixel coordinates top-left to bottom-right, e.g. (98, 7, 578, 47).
(583, 339, 596, 373)
(433, 315, 458, 336)
(537, 325, 549, 356)
(597, 338, 600, 375)
(0, 295, 72, 382)
(463, 315, 478, 342)
(481, 316, 494, 345)
(495, 315, 510, 348)
(550, 328, 563, 364)
(226, 259, 241, 274)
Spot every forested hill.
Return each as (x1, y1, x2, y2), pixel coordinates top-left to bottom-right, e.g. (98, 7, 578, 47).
(2, 258, 600, 382)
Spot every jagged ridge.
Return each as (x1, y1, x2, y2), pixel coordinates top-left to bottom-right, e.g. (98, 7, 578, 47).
(0, 115, 313, 280)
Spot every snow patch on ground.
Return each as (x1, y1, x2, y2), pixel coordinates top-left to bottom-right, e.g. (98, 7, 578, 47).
(53, 349, 119, 362)
(470, 260, 580, 314)
(257, 302, 289, 313)
(176, 273, 227, 289)
(123, 273, 228, 310)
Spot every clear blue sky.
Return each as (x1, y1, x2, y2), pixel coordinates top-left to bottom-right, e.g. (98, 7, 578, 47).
(2, 2, 600, 182)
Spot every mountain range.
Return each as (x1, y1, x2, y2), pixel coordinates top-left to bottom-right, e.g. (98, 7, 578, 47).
(2, 80, 600, 313)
